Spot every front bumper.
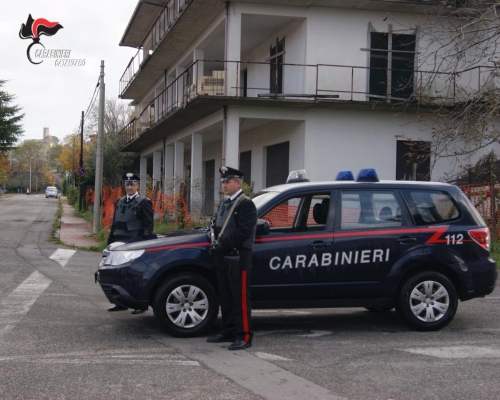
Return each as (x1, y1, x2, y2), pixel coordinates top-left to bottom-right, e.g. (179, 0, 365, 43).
(95, 271, 149, 311)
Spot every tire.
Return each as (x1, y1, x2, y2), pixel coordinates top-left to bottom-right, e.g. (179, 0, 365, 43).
(153, 273, 219, 338)
(396, 271, 458, 331)
(365, 306, 394, 313)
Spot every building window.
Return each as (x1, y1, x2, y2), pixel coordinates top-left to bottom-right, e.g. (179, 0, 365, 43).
(266, 142, 289, 187)
(269, 38, 285, 95)
(239, 151, 251, 185)
(369, 31, 416, 102)
(396, 141, 431, 181)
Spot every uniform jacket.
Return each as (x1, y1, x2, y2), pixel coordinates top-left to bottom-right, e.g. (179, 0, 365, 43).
(108, 194, 154, 245)
(214, 193, 257, 253)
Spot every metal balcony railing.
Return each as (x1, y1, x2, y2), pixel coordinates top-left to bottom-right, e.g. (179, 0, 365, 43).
(118, 60, 498, 149)
(119, 0, 191, 95)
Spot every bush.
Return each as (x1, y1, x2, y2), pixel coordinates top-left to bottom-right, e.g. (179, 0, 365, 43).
(67, 186, 79, 205)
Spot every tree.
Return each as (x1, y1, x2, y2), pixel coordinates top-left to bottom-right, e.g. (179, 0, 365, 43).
(384, 0, 500, 179)
(85, 97, 138, 182)
(10, 139, 53, 190)
(0, 80, 24, 154)
(0, 156, 10, 189)
(394, 1, 500, 179)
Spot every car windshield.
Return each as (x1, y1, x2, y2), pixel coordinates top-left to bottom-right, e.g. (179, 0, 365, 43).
(251, 191, 280, 212)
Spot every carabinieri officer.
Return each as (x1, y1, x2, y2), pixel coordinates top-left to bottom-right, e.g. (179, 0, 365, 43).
(107, 172, 154, 313)
(207, 166, 258, 350)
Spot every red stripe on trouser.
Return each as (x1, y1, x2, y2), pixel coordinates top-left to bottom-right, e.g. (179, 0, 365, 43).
(241, 270, 250, 342)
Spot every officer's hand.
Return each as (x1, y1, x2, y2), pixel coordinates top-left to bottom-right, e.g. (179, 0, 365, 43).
(209, 242, 223, 255)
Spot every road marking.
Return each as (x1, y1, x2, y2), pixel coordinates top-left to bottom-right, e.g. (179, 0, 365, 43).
(0, 271, 51, 335)
(0, 349, 200, 366)
(254, 352, 292, 361)
(49, 248, 77, 267)
(155, 335, 348, 400)
(404, 346, 500, 358)
(299, 330, 333, 337)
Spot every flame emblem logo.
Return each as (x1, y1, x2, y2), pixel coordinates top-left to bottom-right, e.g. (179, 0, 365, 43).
(19, 14, 63, 65)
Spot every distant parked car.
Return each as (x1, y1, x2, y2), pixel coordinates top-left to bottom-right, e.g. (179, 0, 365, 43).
(45, 186, 58, 198)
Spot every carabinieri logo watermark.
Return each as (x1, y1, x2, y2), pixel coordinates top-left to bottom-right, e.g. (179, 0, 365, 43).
(19, 14, 85, 66)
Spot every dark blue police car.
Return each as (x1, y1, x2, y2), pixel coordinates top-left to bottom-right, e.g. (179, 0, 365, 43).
(95, 169, 498, 337)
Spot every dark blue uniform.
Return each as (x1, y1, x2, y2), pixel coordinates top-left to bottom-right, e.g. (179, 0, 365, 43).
(214, 192, 257, 344)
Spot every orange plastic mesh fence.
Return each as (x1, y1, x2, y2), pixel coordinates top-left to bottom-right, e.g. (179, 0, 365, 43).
(459, 183, 500, 239)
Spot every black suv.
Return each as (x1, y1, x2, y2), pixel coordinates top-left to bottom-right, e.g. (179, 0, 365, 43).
(95, 169, 497, 337)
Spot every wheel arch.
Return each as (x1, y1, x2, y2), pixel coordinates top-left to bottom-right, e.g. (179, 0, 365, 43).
(394, 262, 464, 303)
(148, 264, 217, 306)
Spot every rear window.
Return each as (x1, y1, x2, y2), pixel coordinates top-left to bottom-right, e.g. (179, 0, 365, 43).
(401, 189, 460, 226)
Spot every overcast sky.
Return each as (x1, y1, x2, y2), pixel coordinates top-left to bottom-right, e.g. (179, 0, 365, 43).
(2, 1, 139, 143)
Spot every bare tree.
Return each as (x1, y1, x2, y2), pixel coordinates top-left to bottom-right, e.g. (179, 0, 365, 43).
(394, 1, 500, 180)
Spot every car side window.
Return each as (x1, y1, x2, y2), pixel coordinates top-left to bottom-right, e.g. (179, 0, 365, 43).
(340, 190, 402, 230)
(261, 194, 330, 232)
(402, 189, 460, 226)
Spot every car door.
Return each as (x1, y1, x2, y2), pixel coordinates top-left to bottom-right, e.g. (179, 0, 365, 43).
(332, 189, 417, 299)
(251, 192, 334, 303)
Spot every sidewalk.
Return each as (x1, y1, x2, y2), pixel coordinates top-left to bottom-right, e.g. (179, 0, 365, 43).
(59, 196, 102, 249)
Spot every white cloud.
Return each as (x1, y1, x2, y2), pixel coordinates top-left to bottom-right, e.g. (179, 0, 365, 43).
(2, 1, 138, 142)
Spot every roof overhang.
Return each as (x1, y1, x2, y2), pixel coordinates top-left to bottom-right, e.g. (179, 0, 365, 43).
(120, 0, 167, 48)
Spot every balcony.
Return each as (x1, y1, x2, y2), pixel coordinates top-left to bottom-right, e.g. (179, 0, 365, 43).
(119, 0, 224, 99)
(118, 59, 496, 151)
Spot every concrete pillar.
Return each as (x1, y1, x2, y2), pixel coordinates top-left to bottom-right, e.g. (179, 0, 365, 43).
(225, 4, 241, 96)
(164, 145, 174, 196)
(190, 133, 203, 220)
(174, 141, 185, 193)
(152, 150, 162, 191)
(176, 66, 186, 108)
(223, 107, 240, 168)
(139, 156, 147, 196)
(193, 49, 205, 97)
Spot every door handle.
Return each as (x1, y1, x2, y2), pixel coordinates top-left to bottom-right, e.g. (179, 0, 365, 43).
(308, 242, 331, 248)
(396, 236, 417, 244)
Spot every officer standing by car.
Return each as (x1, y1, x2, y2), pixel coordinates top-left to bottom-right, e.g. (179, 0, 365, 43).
(207, 166, 258, 350)
(107, 172, 154, 313)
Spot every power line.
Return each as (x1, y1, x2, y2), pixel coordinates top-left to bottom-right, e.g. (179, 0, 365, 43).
(83, 77, 101, 123)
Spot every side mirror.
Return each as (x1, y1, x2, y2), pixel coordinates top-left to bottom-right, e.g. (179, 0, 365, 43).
(256, 219, 270, 236)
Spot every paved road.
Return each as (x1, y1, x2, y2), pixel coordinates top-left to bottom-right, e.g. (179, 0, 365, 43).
(1, 194, 499, 399)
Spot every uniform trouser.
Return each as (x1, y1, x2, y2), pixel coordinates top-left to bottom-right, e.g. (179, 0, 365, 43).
(216, 250, 253, 343)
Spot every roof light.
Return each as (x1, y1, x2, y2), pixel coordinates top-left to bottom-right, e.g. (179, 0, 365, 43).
(286, 169, 310, 183)
(356, 168, 379, 182)
(336, 171, 354, 181)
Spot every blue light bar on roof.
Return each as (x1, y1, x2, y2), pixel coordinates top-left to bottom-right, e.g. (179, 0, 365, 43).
(356, 168, 379, 182)
(336, 171, 354, 181)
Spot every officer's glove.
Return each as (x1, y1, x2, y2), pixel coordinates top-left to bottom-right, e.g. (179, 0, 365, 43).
(209, 242, 223, 256)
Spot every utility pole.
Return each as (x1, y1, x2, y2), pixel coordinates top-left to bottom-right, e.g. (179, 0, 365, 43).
(93, 61, 105, 234)
(79, 111, 84, 211)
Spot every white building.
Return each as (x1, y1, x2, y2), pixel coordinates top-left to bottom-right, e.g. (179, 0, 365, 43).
(117, 0, 499, 218)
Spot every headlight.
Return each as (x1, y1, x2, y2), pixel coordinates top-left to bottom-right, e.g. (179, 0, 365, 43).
(105, 249, 145, 266)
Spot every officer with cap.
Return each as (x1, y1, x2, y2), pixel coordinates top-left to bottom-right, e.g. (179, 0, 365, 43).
(107, 172, 154, 312)
(206, 166, 257, 350)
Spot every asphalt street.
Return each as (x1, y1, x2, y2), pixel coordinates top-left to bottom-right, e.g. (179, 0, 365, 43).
(0, 193, 499, 400)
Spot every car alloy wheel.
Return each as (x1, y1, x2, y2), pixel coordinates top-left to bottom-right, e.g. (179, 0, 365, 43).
(410, 280, 449, 322)
(153, 273, 218, 337)
(397, 271, 458, 331)
(166, 284, 209, 328)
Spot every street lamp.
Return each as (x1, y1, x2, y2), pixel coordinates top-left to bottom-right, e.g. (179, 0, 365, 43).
(29, 160, 32, 194)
